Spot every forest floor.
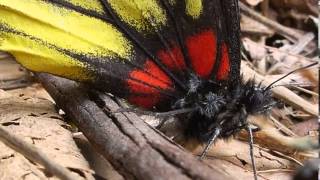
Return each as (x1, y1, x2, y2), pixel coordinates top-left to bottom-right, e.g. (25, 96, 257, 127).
(0, 1, 318, 180)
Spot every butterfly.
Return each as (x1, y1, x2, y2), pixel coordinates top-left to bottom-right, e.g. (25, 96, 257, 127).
(0, 1, 275, 179)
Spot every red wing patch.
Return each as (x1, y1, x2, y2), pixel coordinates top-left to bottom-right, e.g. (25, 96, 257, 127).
(127, 30, 230, 108)
(216, 43, 230, 80)
(186, 30, 217, 79)
(157, 44, 186, 71)
(127, 60, 173, 108)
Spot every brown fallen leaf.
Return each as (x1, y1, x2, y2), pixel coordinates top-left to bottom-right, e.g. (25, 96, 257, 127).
(291, 118, 318, 136)
(0, 92, 96, 179)
(270, 0, 318, 16)
(243, 0, 264, 6)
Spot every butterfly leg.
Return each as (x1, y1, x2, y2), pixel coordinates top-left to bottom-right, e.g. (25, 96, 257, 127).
(247, 125, 258, 180)
(111, 107, 154, 115)
(156, 116, 171, 129)
(154, 107, 198, 117)
(199, 127, 221, 159)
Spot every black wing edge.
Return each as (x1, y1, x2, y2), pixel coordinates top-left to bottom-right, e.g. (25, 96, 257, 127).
(221, 0, 241, 84)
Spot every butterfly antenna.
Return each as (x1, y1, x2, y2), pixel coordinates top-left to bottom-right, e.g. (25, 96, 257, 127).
(199, 127, 221, 159)
(247, 125, 258, 180)
(264, 62, 318, 91)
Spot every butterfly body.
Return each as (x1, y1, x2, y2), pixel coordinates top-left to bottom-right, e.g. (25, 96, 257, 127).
(164, 75, 273, 141)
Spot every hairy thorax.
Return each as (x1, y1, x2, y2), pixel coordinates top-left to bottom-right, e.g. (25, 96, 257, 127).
(172, 75, 274, 142)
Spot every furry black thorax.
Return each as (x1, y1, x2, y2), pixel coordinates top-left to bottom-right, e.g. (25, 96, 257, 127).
(172, 74, 274, 142)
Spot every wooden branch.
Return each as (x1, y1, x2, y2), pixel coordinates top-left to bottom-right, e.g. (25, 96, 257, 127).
(36, 73, 232, 180)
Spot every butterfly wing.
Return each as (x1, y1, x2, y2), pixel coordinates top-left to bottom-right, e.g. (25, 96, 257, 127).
(219, 0, 241, 83)
(0, 0, 240, 109)
(100, 0, 240, 81)
(156, 0, 240, 81)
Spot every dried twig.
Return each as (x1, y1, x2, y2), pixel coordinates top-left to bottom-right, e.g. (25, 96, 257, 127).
(247, 115, 318, 153)
(239, 2, 302, 42)
(242, 38, 317, 66)
(0, 126, 81, 180)
(289, 33, 315, 55)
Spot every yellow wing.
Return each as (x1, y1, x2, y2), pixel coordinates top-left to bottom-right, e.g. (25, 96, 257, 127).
(0, 0, 133, 81)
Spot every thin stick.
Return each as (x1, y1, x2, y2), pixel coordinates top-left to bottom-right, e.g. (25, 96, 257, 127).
(0, 126, 81, 180)
(291, 86, 319, 97)
(270, 150, 303, 166)
(269, 116, 297, 137)
(257, 169, 295, 173)
(289, 33, 315, 55)
(239, 2, 302, 42)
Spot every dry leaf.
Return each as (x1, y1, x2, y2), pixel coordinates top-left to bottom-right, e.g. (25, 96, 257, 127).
(244, 0, 264, 6)
(0, 92, 94, 179)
